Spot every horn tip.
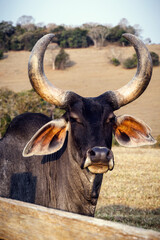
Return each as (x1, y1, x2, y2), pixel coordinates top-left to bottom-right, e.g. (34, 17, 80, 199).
(122, 33, 137, 42)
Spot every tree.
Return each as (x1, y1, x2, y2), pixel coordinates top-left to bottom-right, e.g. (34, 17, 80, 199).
(11, 30, 46, 51)
(53, 27, 89, 48)
(133, 24, 142, 37)
(52, 25, 66, 45)
(85, 23, 110, 47)
(119, 18, 141, 37)
(106, 18, 141, 46)
(16, 15, 36, 31)
(106, 25, 130, 46)
(17, 15, 35, 26)
(46, 23, 57, 32)
(0, 21, 15, 50)
(36, 22, 45, 28)
(118, 18, 129, 29)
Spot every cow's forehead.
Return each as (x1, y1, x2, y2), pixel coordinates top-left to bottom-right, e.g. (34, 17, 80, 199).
(69, 98, 114, 119)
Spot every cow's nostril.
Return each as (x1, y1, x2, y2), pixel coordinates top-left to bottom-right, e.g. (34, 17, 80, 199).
(89, 150, 96, 156)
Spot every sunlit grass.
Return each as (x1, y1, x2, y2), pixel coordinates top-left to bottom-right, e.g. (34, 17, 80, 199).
(96, 147, 160, 231)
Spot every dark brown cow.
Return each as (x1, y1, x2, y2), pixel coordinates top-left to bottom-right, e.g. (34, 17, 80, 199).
(0, 34, 156, 216)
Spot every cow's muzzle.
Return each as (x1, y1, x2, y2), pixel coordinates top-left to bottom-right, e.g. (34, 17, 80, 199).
(83, 147, 114, 174)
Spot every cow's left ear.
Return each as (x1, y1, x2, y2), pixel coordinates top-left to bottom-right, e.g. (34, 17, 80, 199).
(113, 115, 156, 147)
(23, 118, 68, 157)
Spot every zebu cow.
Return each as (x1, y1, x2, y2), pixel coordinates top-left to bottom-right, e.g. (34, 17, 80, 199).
(0, 34, 156, 216)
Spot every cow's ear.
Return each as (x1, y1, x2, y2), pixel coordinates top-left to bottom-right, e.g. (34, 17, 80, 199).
(113, 115, 156, 147)
(23, 118, 68, 157)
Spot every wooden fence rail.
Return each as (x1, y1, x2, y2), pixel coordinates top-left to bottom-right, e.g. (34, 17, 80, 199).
(0, 197, 159, 240)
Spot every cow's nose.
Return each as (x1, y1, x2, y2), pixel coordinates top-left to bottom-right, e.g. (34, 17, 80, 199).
(88, 147, 111, 160)
(83, 147, 114, 173)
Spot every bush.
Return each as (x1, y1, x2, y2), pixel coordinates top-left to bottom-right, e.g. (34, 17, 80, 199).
(0, 20, 144, 51)
(0, 21, 15, 51)
(10, 29, 46, 51)
(0, 88, 65, 137)
(150, 52, 159, 66)
(18, 31, 45, 51)
(123, 53, 137, 69)
(10, 35, 24, 50)
(111, 58, 120, 66)
(55, 48, 69, 70)
(56, 27, 89, 48)
(0, 49, 4, 59)
(106, 25, 136, 46)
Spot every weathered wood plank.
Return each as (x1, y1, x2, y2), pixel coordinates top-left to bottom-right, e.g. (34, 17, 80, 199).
(0, 197, 159, 240)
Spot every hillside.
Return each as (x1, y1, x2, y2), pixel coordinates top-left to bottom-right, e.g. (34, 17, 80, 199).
(0, 44, 160, 137)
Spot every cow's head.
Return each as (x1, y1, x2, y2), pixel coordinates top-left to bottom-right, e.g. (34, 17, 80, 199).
(23, 34, 156, 174)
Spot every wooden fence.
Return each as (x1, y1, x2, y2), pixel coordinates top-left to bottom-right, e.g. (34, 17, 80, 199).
(0, 197, 159, 240)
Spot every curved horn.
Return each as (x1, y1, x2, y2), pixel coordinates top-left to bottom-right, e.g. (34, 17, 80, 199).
(28, 33, 70, 107)
(108, 33, 153, 110)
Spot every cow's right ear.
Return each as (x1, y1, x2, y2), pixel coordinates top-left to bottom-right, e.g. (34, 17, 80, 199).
(23, 118, 68, 157)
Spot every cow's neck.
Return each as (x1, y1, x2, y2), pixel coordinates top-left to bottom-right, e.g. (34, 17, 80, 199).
(53, 149, 103, 216)
(38, 134, 103, 216)
(50, 135, 103, 216)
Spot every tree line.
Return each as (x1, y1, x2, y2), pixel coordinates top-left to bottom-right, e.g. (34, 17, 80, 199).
(0, 16, 140, 54)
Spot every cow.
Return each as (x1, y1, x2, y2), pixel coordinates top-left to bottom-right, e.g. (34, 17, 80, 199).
(0, 33, 156, 216)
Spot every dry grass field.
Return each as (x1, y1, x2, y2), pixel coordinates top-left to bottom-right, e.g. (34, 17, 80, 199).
(0, 44, 160, 137)
(0, 43, 160, 230)
(96, 147, 160, 230)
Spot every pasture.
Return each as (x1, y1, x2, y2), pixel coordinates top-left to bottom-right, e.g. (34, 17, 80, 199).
(0, 43, 160, 231)
(96, 147, 160, 231)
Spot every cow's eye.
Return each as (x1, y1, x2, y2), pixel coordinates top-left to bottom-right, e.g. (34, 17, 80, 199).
(70, 117, 83, 125)
(70, 117, 76, 123)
